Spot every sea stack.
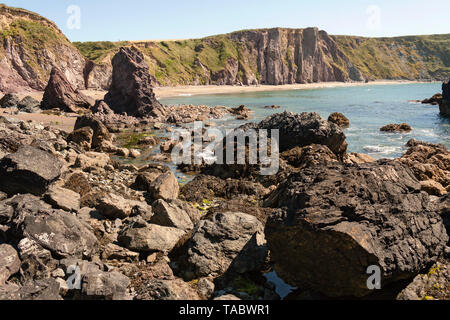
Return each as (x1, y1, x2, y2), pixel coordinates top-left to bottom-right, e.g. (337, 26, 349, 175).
(104, 46, 164, 118)
(440, 79, 450, 117)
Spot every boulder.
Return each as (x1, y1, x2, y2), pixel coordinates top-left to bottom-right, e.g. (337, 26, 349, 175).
(264, 160, 448, 298)
(96, 193, 151, 219)
(148, 171, 179, 201)
(440, 79, 450, 117)
(328, 112, 350, 128)
(73, 152, 111, 171)
(258, 112, 347, 157)
(41, 67, 92, 112)
(5, 194, 99, 259)
(420, 180, 447, 197)
(281, 144, 338, 168)
(17, 96, 40, 113)
(0, 244, 20, 285)
(17, 237, 57, 282)
(0, 93, 20, 108)
(0, 278, 62, 300)
(63, 171, 92, 196)
(380, 123, 412, 132)
(101, 243, 139, 263)
(230, 105, 251, 120)
(118, 219, 185, 253)
(178, 212, 267, 279)
(67, 127, 94, 150)
(104, 46, 164, 118)
(150, 199, 194, 231)
(73, 115, 112, 149)
(443, 78, 450, 101)
(0, 146, 63, 196)
(81, 270, 131, 300)
(135, 278, 200, 300)
(44, 186, 81, 212)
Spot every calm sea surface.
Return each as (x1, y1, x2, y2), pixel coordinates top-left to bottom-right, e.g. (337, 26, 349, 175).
(161, 83, 449, 159)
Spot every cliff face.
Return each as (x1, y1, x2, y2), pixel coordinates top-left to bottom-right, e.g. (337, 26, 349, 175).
(0, 4, 109, 93)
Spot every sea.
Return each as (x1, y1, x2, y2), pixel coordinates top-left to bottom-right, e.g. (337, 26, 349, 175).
(160, 83, 450, 160)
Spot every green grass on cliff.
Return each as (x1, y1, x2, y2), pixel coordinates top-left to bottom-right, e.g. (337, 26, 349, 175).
(333, 34, 450, 80)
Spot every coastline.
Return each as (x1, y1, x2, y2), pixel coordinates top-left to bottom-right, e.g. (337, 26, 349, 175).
(153, 80, 435, 99)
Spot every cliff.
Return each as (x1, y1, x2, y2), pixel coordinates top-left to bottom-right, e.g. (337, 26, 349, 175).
(0, 4, 109, 92)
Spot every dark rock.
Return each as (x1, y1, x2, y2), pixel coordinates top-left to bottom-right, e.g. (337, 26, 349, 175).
(73, 115, 112, 150)
(440, 79, 450, 117)
(442, 79, 450, 101)
(0, 146, 63, 196)
(264, 160, 448, 298)
(17, 237, 58, 282)
(176, 212, 267, 279)
(81, 270, 131, 300)
(63, 171, 92, 197)
(17, 96, 40, 113)
(258, 111, 348, 157)
(104, 47, 163, 118)
(67, 127, 93, 150)
(230, 105, 251, 120)
(41, 67, 92, 112)
(380, 123, 412, 133)
(281, 144, 338, 168)
(0, 93, 20, 108)
(422, 93, 442, 105)
(328, 112, 350, 128)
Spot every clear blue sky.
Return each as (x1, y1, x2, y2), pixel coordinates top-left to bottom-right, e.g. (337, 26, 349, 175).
(3, 0, 450, 42)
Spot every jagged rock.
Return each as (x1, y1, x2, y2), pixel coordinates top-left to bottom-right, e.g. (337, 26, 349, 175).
(442, 79, 450, 101)
(81, 270, 131, 300)
(344, 152, 375, 164)
(0, 244, 20, 285)
(118, 219, 185, 253)
(104, 47, 163, 118)
(0, 146, 63, 196)
(41, 68, 92, 112)
(150, 199, 194, 231)
(148, 171, 179, 201)
(440, 79, 450, 117)
(258, 112, 347, 157)
(63, 171, 92, 196)
(397, 262, 449, 300)
(399, 139, 449, 191)
(0, 93, 19, 108)
(17, 96, 40, 113)
(264, 160, 448, 298)
(73, 152, 111, 171)
(281, 144, 338, 168)
(67, 127, 93, 150)
(328, 112, 350, 128)
(422, 93, 443, 105)
(101, 243, 139, 263)
(44, 186, 80, 212)
(73, 115, 112, 149)
(0, 278, 62, 300)
(380, 123, 412, 132)
(17, 237, 57, 282)
(135, 278, 200, 300)
(230, 105, 251, 120)
(96, 193, 151, 219)
(177, 212, 267, 279)
(420, 180, 447, 197)
(5, 194, 99, 259)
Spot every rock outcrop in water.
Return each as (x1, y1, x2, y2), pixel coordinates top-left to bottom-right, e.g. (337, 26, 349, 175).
(103, 47, 164, 118)
(440, 79, 450, 117)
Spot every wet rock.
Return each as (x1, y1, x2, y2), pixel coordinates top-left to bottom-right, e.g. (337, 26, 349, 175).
(0, 244, 20, 285)
(265, 160, 448, 298)
(150, 199, 194, 231)
(148, 171, 179, 201)
(380, 123, 412, 133)
(328, 112, 350, 128)
(118, 220, 185, 253)
(44, 186, 81, 212)
(258, 111, 347, 157)
(0, 93, 20, 108)
(178, 212, 267, 279)
(104, 46, 163, 118)
(41, 67, 92, 112)
(0, 146, 63, 196)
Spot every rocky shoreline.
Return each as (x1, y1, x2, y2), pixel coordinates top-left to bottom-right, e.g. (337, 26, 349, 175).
(0, 45, 449, 301)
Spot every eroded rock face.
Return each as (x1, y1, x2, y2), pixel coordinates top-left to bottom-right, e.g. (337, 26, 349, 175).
(177, 212, 267, 279)
(264, 160, 448, 298)
(0, 146, 63, 196)
(41, 67, 92, 112)
(380, 123, 412, 133)
(104, 47, 163, 118)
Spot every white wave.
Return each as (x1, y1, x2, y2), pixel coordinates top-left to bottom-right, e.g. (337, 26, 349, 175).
(363, 145, 401, 154)
(178, 94, 192, 97)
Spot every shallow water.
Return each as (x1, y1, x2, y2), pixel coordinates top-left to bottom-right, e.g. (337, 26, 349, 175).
(161, 83, 450, 159)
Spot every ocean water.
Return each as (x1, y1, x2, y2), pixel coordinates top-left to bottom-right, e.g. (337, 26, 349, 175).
(161, 83, 450, 159)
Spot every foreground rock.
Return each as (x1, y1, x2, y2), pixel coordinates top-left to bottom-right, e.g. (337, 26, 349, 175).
(328, 112, 350, 128)
(265, 160, 448, 298)
(0, 146, 62, 196)
(0, 93, 19, 108)
(104, 47, 163, 118)
(380, 123, 412, 133)
(0, 244, 20, 285)
(175, 212, 267, 279)
(41, 67, 92, 112)
(73, 115, 113, 150)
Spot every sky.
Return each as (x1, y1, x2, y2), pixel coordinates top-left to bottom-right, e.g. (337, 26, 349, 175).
(2, 0, 450, 42)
